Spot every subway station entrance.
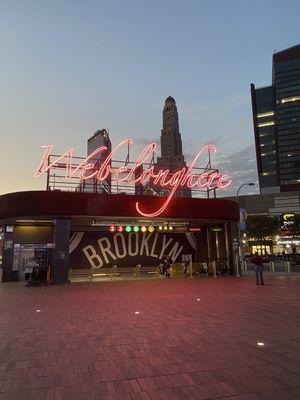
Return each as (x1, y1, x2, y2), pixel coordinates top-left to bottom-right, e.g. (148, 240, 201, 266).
(69, 219, 234, 281)
(0, 191, 240, 284)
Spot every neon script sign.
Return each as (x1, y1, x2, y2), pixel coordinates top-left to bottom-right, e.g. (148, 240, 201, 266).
(35, 139, 231, 217)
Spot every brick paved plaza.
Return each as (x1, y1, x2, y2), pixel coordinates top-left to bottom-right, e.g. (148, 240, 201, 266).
(0, 275, 299, 400)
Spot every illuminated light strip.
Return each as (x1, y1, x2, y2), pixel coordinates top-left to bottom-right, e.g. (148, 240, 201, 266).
(16, 219, 52, 223)
(257, 111, 274, 118)
(279, 95, 300, 104)
(257, 121, 274, 127)
(35, 139, 232, 217)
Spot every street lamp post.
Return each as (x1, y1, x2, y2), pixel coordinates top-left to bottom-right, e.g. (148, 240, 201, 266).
(235, 183, 255, 277)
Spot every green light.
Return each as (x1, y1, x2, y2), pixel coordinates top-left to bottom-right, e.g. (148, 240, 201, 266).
(125, 225, 132, 232)
(133, 226, 139, 232)
(211, 227, 223, 232)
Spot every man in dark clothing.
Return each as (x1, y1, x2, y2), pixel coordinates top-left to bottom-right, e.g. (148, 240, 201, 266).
(162, 255, 171, 278)
(252, 252, 264, 285)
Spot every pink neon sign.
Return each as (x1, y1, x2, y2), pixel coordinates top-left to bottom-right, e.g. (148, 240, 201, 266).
(35, 139, 231, 217)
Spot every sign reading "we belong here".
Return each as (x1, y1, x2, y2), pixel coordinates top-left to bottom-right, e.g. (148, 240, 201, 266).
(35, 139, 232, 217)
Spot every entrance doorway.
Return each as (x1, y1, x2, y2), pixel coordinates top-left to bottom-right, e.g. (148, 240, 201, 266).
(12, 244, 49, 281)
(251, 245, 271, 255)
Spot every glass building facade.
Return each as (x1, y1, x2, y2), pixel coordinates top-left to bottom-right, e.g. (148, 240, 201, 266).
(251, 44, 300, 193)
(85, 129, 112, 193)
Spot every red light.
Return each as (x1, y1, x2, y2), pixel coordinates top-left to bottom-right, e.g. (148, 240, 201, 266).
(117, 226, 123, 232)
(109, 226, 115, 232)
(282, 229, 291, 235)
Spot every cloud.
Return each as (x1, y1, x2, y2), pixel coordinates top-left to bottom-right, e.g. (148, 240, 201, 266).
(184, 143, 259, 197)
(133, 136, 160, 147)
(182, 94, 250, 122)
(184, 137, 223, 163)
(212, 144, 259, 196)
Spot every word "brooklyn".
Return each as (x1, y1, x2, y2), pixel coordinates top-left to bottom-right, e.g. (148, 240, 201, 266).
(82, 232, 184, 269)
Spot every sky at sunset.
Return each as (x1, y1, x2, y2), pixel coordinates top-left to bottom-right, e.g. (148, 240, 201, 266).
(0, 0, 299, 196)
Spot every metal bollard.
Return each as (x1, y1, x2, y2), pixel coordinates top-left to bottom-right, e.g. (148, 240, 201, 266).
(235, 254, 240, 277)
(285, 261, 291, 273)
(270, 261, 275, 273)
(190, 261, 193, 279)
(243, 261, 247, 272)
(212, 260, 217, 277)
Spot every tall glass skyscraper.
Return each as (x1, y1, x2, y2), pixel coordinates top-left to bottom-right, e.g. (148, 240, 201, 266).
(251, 44, 300, 193)
(86, 129, 112, 193)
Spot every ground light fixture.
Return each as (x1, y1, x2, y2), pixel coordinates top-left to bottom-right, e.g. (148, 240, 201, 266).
(36, 309, 41, 313)
(134, 311, 140, 315)
(256, 341, 265, 347)
(196, 298, 200, 301)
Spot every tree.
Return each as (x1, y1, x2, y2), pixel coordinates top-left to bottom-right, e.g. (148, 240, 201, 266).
(245, 215, 279, 240)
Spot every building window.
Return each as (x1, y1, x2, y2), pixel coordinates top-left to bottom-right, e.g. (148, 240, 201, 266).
(252, 245, 271, 255)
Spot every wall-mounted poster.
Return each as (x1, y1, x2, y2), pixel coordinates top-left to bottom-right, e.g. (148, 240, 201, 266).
(69, 231, 196, 270)
(12, 244, 21, 271)
(4, 240, 13, 250)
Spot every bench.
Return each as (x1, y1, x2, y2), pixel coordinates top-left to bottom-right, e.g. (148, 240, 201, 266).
(113, 265, 141, 279)
(70, 268, 91, 282)
(70, 266, 117, 282)
(170, 263, 184, 278)
(71, 264, 163, 282)
(140, 265, 161, 277)
(91, 265, 117, 281)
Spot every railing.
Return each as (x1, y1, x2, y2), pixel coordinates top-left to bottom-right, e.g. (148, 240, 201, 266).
(242, 261, 300, 273)
(44, 150, 219, 199)
(70, 259, 237, 282)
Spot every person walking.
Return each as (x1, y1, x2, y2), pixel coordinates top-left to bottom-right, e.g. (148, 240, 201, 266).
(162, 255, 171, 278)
(252, 252, 264, 285)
